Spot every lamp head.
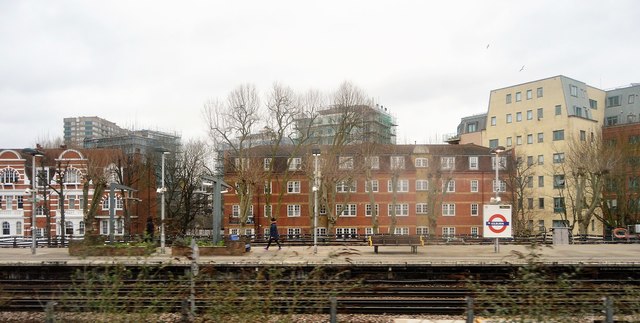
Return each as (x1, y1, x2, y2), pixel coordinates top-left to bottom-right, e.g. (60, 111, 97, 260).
(490, 146, 506, 154)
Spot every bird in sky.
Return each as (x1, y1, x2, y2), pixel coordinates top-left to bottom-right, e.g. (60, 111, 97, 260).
(519, 65, 525, 72)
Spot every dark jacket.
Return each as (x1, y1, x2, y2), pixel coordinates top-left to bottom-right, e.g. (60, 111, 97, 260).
(269, 222, 279, 238)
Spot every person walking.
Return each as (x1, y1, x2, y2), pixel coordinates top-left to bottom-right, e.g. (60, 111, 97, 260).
(265, 218, 281, 250)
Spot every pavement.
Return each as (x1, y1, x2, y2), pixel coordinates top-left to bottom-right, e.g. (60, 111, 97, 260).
(1, 243, 639, 266)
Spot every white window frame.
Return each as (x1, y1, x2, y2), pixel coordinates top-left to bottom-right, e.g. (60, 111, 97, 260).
(493, 180, 506, 192)
(441, 157, 455, 170)
(365, 180, 379, 192)
(287, 228, 301, 238)
(416, 179, 429, 191)
(445, 179, 455, 192)
(101, 196, 123, 211)
(336, 227, 357, 238)
(336, 180, 357, 193)
(417, 227, 429, 236)
(287, 181, 301, 193)
(365, 156, 379, 170)
(263, 158, 272, 171)
(388, 204, 409, 216)
(63, 168, 82, 184)
(470, 180, 479, 192)
(390, 156, 405, 170)
(336, 204, 357, 217)
(264, 204, 272, 218)
(394, 227, 409, 235)
(442, 227, 455, 237)
(232, 205, 240, 217)
(365, 204, 379, 217)
(263, 181, 272, 194)
(388, 179, 409, 192)
(468, 156, 478, 170)
(471, 203, 479, 216)
(416, 203, 428, 214)
(36, 168, 50, 188)
(415, 158, 428, 168)
(288, 157, 302, 170)
(442, 203, 456, 216)
(338, 156, 354, 170)
(287, 204, 301, 217)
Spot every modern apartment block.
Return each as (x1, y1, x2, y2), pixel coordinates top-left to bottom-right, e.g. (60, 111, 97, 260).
(84, 129, 181, 157)
(603, 83, 640, 127)
(455, 75, 608, 235)
(221, 143, 502, 239)
(63, 116, 125, 148)
(295, 104, 397, 145)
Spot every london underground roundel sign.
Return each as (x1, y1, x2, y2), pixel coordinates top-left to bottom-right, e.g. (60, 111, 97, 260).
(483, 205, 512, 238)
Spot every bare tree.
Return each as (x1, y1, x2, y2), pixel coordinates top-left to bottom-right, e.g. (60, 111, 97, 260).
(555, 132, 617, 237)
(168, 140, 214, 235)
(504, 153, 537, 236)
(108, 153, 143, 239)
(424, 153, 456, 237)
(81, 151, 113, 240)
(359, 143, 381, 234)
(204, 84, 262, 228)
(261, 84, 320, 232)
(320, 82, 373, 233)
(33, 136, 64, 149)
(47, 159, 74, 245)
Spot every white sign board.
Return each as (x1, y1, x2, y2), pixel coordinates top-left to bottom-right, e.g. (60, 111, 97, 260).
(483, 204, 512, 238)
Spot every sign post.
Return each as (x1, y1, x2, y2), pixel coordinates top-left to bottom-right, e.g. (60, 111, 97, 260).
(483, 204, 512, 253)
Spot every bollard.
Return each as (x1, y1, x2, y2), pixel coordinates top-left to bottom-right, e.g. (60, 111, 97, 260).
(466, 296, 474, 323)
(181, 299, 192, 322)
(45, 301, 56, 323)
(603, 296, 613, 323)
(330, 296, 337, 323)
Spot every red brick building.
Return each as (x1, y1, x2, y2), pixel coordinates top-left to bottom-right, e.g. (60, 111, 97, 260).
(602, 123, 640, 228)
(222, 143, 506, 239)
(0, 147, 152, 239)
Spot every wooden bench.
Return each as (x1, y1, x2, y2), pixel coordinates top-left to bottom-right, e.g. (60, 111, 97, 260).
(368, 235, 424, 254)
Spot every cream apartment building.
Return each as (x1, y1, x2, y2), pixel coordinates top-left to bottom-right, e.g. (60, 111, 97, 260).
(479, 76, 606, 235)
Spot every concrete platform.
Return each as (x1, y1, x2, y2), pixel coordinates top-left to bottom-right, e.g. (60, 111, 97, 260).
(0, 243, 639, 266)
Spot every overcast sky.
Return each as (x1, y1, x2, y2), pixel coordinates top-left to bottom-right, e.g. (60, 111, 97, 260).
(2, 0, 639, 149)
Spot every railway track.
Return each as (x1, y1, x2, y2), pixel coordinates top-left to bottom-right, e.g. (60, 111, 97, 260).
(1, 278, 639, 316)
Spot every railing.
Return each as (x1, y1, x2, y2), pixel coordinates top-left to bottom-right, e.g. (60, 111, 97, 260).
(0, 236, 85, 248)
(0, 232, 635, 249)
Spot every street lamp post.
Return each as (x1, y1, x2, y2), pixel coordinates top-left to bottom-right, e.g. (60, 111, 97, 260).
(159, 151, 169, 254)
(23, 148, 43, 255)
(312, 148, 321, 255)
(490, 146, 506, 253)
